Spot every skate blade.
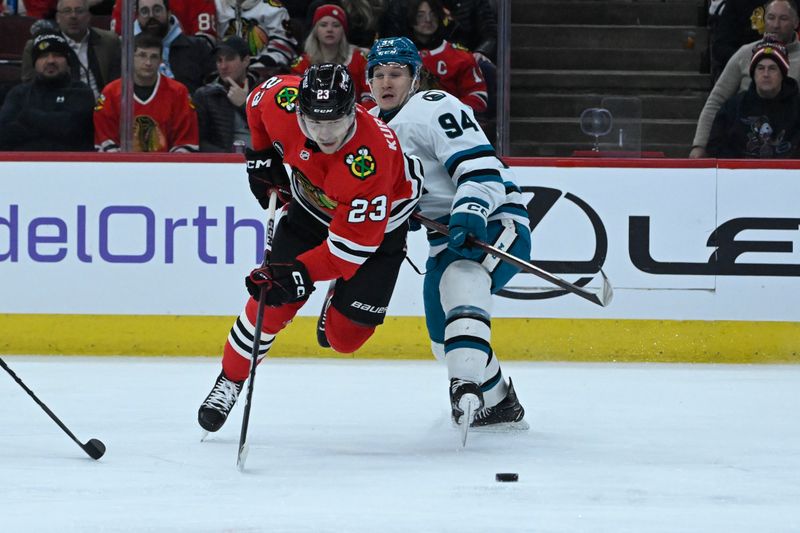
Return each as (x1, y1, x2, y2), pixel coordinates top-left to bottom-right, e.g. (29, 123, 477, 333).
(200, 430, 209, 442)
(236, 443, 249, 472)
(460, 405, 472, 448)
(471, 419, 530, 432)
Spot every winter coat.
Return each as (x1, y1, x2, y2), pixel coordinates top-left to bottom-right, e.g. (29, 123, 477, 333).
(707, 76, 800, 158)
(0, 76, 95, 151)
(711, 0, 765, 77)
(193, 73, 259, 152)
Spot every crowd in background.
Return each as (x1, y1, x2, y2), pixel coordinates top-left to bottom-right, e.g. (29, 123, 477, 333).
(0, 0, 497, 152)
(699, 0, 800, 157)
(4, 0, 800, 159)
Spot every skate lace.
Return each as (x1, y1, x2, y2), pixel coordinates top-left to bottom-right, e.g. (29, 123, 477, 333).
(450, 378, 472, 395)
(204, 378, 240, 411)
(473, 405, 492, 421)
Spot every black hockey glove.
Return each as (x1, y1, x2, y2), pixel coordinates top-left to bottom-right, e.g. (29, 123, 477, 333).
(245, 260, 315, 306)
(246, 147, 291, 209)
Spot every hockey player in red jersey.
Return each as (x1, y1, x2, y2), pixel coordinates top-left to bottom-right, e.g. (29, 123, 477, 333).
(198, 63, 422, 432)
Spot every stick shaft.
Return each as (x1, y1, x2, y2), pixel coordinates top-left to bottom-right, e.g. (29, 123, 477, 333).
(237, 191, 279, 469)
(411, 213, 612, 307)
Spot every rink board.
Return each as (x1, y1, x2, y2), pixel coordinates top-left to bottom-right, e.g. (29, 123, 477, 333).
(1, 154, 799, 361)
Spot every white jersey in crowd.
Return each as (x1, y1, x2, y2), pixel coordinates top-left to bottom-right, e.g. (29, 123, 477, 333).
(371, 89, 529, 256)
(215, 0, 297, 66)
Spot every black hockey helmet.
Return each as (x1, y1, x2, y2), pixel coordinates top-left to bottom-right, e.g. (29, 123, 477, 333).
(298, 63, 356, 121)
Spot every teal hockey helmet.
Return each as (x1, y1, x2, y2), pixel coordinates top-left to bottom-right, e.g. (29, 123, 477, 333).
(367, 37, 423, 79)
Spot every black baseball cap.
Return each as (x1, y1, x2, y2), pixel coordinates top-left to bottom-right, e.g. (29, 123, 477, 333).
(214, 36, 250, 59)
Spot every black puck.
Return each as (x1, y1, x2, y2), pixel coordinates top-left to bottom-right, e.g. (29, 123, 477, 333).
(495, 473, 518, 482)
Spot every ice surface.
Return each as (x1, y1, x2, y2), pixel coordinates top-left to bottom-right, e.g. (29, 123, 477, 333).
(1, 357, 798, 533)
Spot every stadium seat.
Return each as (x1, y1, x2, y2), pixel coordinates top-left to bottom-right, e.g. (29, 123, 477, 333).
(0, 15, 36, 61)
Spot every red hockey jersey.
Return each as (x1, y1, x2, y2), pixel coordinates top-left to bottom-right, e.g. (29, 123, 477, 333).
(419, 40, 488, 113)
(94, 74, 199, 152)
(111, 0, 218, 41)
(290, 47, 372, 105)
(246, 75, 420, 282)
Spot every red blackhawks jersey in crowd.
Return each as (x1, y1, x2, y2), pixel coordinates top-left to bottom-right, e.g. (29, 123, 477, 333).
(290, 48, 373, 106)
(246, 75, 421, 282)
(94, 74, 200, 152)
(111, 0, 218, 40)
(419, 40, 488, 113)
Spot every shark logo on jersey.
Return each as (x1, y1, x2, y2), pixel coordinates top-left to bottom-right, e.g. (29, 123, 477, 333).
(275, 86, 299, 112)
(344, 146, 376, 179)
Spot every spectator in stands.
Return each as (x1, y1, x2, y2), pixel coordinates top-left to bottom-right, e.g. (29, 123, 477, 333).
(215, 0, 297, 69)
(381, 0, 496, 113)
(291, 4, 371, 104)
(0, 33, 95, 151)
(94, 32, 198, 152)
(690, 0, 800, 158)
(307, 0, 384, 48)
(711, 0, 766, 81)
(111, 0, 218, 43)
(408, 0, 487, 113)
(707, 40, 800, 157)
(21, 0, 121, 99)
(193, 36, 257, 152)
(382, 0, 495, 61)
(133, 0, 215, 94)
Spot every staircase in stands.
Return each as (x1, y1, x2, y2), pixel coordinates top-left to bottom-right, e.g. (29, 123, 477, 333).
(509, 0, 710, 157)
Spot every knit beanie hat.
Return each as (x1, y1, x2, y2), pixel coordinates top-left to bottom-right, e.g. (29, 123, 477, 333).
(31, 32, 71, 63)
(312, 4, 348, 33)
(750, 39, 790, 78)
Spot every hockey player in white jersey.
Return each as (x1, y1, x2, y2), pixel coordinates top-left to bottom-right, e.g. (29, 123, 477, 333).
(366, 37, 532, 430)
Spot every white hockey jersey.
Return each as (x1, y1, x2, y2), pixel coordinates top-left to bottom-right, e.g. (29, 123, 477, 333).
(215, 0, 297, 65)
(371, 90, 529, 255)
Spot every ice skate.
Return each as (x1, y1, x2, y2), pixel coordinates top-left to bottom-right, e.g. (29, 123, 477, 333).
(471, 378, 529, 431)
(198, 371, 244, 432)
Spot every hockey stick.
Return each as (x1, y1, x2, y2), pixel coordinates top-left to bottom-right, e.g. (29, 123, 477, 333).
(237, 190, 279, 472)
(0, 357, 106, 460)
(411, 213, 613, 307)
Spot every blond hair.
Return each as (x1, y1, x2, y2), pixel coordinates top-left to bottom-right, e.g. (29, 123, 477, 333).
(304, 19, 352, 64)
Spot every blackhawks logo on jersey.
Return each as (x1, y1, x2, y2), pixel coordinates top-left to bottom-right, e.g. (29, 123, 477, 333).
(275, 86, 299, 112)
(224, 18, 268, 56)
(134, 115, 167, 152)
(344, 146, 376, 179)
(293, 168, 338, 210)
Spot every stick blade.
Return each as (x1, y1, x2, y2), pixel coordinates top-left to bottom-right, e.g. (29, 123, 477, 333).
(598, 269, 614, 307)
(83, 438, 106, 460)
